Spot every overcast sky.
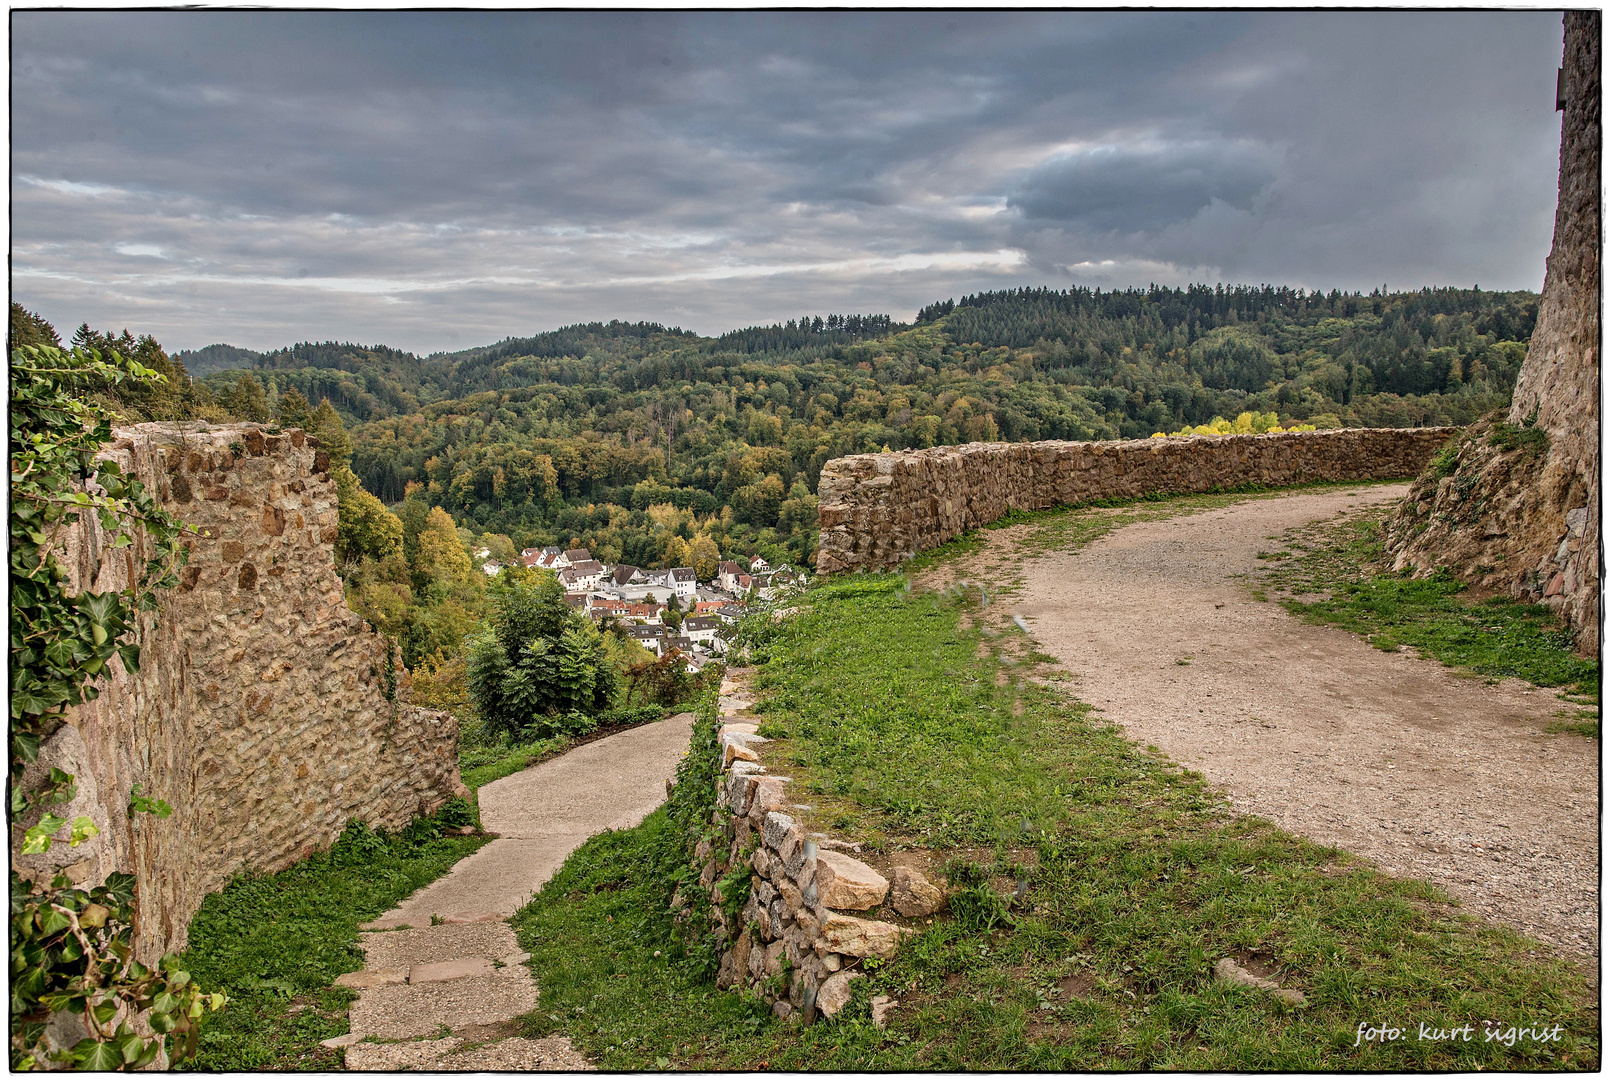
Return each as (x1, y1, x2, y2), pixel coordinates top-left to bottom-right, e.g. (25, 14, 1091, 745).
(13, 10, 1566, 355)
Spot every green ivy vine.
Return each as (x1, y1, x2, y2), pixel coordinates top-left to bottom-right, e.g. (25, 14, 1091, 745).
(9, 344, 222, 1070)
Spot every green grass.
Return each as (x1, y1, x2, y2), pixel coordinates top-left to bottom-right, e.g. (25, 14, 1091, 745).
(513, 570, 1599, 1071)
(1261, 514, 1599, 702)
(174, 810, 487, 1071)
(461, 734, 575, 793)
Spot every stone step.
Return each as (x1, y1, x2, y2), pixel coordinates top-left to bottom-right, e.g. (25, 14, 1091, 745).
(357, 920, 524, 970)
(346, 968, 539, 1041)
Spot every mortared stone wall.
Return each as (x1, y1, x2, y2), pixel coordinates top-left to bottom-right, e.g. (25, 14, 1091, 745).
(815, 428, 1456, 574)
(11, 422, 467, 961)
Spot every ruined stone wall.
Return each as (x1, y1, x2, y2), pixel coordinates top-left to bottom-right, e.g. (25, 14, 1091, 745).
(816, 428, 1455, 573)
(686, 723, 933, 1022)
(1386, 13, 1600, 654)
(11, 423, 466, 961)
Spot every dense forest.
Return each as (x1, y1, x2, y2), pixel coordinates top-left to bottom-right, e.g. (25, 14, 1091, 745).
(157, 283, 1529, 571)
(18, 279, 1534, 591)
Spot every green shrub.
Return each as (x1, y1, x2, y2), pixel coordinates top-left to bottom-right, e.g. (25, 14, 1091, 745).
(465, 567, 619, 739)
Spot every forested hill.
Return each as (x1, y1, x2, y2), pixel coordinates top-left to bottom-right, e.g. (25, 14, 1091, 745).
(177, 283, 1533, 569)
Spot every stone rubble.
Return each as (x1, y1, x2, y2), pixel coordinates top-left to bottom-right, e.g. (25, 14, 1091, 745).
(1214, 957, 1306, 1006)
(891, 865, 947, 918)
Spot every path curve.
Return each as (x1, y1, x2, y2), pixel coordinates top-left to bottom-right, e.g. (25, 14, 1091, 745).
(1007, 486, 1597, 957)
(336, 712, 694, 1070)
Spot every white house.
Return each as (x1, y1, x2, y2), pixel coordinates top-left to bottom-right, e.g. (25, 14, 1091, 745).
(559, 560, 606, 592)
(668, 567, 698, 603)
(683, 615, 723, 650)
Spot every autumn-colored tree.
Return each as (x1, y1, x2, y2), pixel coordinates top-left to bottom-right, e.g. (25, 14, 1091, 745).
(662, 534, 690, 569)
(334, 467, 404, 565)
(413, 506, 474, 587)
(690, 534, 720, 582)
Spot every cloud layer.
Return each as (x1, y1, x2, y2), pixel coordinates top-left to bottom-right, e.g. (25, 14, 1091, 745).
(12, 11, 1564, 353)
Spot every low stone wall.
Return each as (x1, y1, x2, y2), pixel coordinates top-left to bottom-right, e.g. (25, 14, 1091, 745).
(11, 422, 467, 961)
(687, 723, 942, 1021)
(815, 428, 1457, 573)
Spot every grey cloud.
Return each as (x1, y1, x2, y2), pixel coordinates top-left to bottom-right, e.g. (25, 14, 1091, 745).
(1007, 138, 1281, 233)
(10, 10, 1566, 353)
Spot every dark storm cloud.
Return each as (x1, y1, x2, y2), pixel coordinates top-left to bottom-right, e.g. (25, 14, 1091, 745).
(11, 11, 1564, 354)
(1009, 138, 1281, 233)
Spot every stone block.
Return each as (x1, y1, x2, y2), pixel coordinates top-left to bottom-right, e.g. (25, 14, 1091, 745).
(816, 970, 861, 1018)
(816, 850, 889, 911)
(334, 968, 407, 989)
(891, 866, 945, 917)
(819, 914, 910, 959)
(761, 811, 796, 848)
(408, 958, 493, 984)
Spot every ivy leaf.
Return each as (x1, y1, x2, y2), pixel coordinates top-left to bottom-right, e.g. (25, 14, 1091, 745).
(75, 1039, 123, 1071)
(23, 815, 66, 855)
(34, 905, 72, 936)
(68, 816, 100, 847)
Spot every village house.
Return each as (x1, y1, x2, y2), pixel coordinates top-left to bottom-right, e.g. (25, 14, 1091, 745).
(521, 546, 568, 570)
(682, 614, 723, 651)
(668, 567, 697, 602)
(625, 624, 665, 655)
(609, 564, 645, 589)
(560, 559, 606, 592)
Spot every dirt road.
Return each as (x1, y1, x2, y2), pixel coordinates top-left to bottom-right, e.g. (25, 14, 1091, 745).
(1000, 485, 1597, 958)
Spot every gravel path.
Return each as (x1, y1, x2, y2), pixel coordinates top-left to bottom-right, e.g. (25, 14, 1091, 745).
(335, 712, 694, 1070)
(997, 486, 1598, 958)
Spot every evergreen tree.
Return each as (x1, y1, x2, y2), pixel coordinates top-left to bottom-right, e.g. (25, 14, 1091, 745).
(308, 397, 352, 467)
(10, 304, 61, 350)
(222, 373, 270, 422)
(276, 386, 313, 430)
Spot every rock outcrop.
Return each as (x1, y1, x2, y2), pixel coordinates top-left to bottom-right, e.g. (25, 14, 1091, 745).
(1385, 13, 1600, 655)
(10, 422, 467, 961)
(816, 428, 1455, 573)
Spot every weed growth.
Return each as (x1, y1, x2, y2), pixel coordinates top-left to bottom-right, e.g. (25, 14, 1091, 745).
(1262, 515, 1598, 699)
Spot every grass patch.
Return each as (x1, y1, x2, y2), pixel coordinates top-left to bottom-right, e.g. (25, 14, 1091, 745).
(514, 572, 1598, 1070)
(461, 734, 574, 793)
(1545, 718, 1600, 739)
(1263, 514, 1598, 700)
(175, 807, 487, 1071)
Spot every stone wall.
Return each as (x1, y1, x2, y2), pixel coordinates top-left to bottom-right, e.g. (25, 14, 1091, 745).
(816, 428, 1456, 573)
(1385, 13, 1600, 655)
(11, 422, 467, 961)
(686, 724, 941, 1021)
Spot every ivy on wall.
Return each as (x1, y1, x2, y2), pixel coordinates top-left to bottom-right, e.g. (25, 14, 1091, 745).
(9, 345, 223, 1070)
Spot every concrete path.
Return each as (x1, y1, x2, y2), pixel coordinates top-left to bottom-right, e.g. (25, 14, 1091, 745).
(329, 712, 695, 1070)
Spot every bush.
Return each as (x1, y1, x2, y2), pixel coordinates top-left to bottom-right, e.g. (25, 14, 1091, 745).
(465, 567, 620, 740)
